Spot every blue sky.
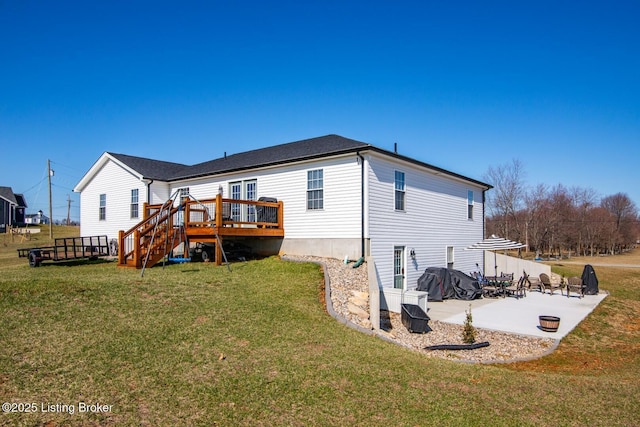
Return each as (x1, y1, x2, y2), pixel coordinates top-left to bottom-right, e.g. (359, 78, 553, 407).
(1, 1, 639, 222)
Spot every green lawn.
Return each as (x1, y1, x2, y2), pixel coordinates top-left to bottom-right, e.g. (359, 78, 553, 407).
(1, 229, 638, 426)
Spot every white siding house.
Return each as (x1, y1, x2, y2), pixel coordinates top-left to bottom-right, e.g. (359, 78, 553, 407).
(364, 152, 487, 310)
(74, 135, 491, 311)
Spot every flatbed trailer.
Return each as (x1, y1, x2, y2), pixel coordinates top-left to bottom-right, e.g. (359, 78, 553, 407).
(18, 235, 111, 267)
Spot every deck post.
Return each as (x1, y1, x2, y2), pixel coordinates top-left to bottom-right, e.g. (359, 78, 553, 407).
(215, 237, 223, 266)
(277, 201, 284, 230)
(215, 193, 223, 229)
(134, 229, 141, 268)
(215, 193, 223, 266)
(118, 230, 125, 265)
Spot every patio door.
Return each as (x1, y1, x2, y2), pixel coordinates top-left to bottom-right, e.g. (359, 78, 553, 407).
(229, 180, 257, 224)
(394, 246, 405, 289)
(446, 245, 454, 269)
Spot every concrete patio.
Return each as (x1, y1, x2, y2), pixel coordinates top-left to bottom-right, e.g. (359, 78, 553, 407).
(426, 290, 608, 339)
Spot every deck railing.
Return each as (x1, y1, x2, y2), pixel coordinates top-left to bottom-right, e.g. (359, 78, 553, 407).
(184, 194, 283, 231)
(118, 200, 181, 268)
(118, 194, 283, 267)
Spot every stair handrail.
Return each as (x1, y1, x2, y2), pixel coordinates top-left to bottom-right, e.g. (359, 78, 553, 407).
(118, 191, 183, 268)
(141, 190, 185, 276)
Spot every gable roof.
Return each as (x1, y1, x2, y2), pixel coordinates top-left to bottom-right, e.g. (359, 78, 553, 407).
(175, 134, 370, 180)
(78, 134, 491, 190)
(0, 186, 18, 204)
(107, 153, 190, 181)
(14, 193, 27, 208)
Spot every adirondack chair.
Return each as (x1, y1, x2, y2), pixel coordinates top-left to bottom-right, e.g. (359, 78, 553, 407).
(566, 276, 585, 298)
(504, 275, 526, 299)
(539, 273, 563, 295)
(524, 270, 543, 293)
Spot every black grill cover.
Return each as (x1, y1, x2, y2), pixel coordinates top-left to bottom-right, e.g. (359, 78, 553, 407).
(256, 197, 278, 223)
(416, 267, 482, 302)
(581, 264, 599, 295)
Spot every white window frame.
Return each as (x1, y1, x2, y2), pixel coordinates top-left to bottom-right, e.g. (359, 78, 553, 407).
(393, 246, 406, 290)
(178, 187, 190, 202)
(395, 170, 405, 211)
(446, 245, 454, 269)
(229, 179, 257, 222)
(130, 189, 139, 219)
(99, 194, 106, 221)
(230, 181, 242, 221)
(307, 169, 324, 210)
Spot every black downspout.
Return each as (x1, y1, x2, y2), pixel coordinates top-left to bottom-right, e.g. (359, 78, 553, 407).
(482, 188, 487, 272)
(357, 152, 365, 258)
(146, 179, 154, 204)
(482, 188, 487, 238)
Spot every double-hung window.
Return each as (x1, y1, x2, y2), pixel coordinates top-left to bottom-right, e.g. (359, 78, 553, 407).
(395, 171, 405, 211)
(179, 187, 190, 202)
(99, 194, 106, 221)
(131, 189, 139, 219)
(307, 169, 324, 210)
(467, 190, 474, 220)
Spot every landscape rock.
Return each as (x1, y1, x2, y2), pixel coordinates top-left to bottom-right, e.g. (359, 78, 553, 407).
(284, 255, 555, 363)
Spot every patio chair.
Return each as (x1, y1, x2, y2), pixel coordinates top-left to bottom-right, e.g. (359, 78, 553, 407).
(475, 273, 499, 298)
(565, 276, 585, 298)
(502, 272, 514, 281)
(504, 275, 526, 299)
(539, 273, 563, 295)
(524, 270, 543, 293)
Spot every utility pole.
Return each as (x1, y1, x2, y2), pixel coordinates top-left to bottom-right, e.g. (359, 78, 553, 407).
(66, 194, 73, 226)
(48, 159, 54, 239)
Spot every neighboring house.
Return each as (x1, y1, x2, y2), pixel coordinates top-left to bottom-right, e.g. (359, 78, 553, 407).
(74, 135, 492, 310)
(25, 210, 49, 225)
(0, 186, 27, 232)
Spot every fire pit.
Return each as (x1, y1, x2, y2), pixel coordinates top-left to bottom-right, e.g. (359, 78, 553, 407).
(539, 315, 561, 332)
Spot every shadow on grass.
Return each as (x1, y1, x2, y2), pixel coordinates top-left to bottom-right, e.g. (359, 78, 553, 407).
(35, 258, 116, 268)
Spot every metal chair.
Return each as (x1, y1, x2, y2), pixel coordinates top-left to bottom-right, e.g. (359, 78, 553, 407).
(475, 272, 499, 298)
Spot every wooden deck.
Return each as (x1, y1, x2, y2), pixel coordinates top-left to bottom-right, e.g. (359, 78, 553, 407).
(118, 194, 283, 268)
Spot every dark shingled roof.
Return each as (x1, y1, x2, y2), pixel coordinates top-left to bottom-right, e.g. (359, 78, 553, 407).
(109, 135, 370, 181)
(0, 186, 18, 204)
(107, 153, 190, 181)
(178, 134, 370, 180)
(14, 194, 27, 208)
(107, 134, 491, 188)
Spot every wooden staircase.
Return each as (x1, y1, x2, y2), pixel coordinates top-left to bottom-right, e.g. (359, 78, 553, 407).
(118, 193, 284, 269)
(117, 200, 186, 269)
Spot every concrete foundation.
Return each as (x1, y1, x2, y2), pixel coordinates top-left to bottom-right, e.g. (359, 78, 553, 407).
(222, 237, 366, 261)
(279, 238, 364, 260)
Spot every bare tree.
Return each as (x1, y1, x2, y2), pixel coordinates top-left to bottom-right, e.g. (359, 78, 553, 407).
(523, 183, 548, 255)
(546, 184, 574, 257)
(601, 193, 639, 252)
(570, 186, 599, 255)
(583, 207, 616, 255)
(484, 163, 638, 257)
(483, 159, 527, 239)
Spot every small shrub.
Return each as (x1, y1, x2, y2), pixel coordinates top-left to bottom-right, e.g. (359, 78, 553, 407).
(462, 304, 476, 344)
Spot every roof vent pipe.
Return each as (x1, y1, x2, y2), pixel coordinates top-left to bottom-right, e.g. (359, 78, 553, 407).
(394, 142, 397, 154)
(224, 151, 227, 159)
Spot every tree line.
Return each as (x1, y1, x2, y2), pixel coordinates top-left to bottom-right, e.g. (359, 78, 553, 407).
(483, 159, 640, 257)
